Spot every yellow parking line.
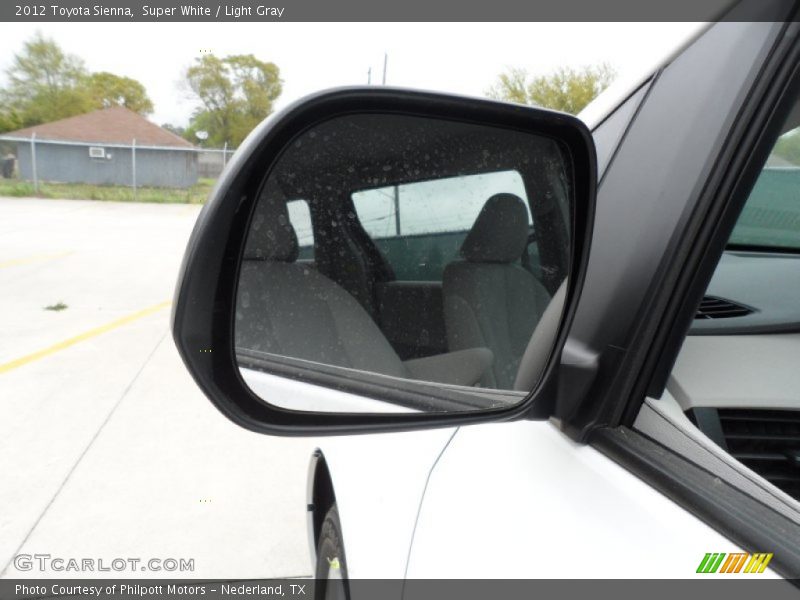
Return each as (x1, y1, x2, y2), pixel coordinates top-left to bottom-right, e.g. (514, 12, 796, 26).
(0, 251, 73, 269)
(0, 300, 172, 374)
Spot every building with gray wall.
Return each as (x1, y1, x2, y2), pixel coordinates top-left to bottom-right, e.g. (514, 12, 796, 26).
(1, 106, 198, 189)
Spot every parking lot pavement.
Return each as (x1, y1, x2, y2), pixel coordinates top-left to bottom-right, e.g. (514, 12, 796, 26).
(0, 197, 318, 579)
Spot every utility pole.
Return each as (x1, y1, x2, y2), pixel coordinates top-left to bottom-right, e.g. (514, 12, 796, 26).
(131, 138, 137, 202)
(382, 53, 388, 85)
(393, 185, 400, 236)
(30, 132, 38, 194)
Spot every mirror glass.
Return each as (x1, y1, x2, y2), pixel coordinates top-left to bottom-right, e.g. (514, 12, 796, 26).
(235, 112, 573, 413)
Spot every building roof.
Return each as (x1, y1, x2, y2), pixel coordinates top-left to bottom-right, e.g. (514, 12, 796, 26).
(2, 106, 194, 148)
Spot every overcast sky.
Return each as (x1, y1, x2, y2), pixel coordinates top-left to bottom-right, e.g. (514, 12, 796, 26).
(0, 23, 702, 129)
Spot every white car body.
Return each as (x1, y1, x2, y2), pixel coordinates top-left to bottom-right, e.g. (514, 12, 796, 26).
(305, 22, 780, 580)
(170, 12, 800, 582)
(315, 419, 766, 580)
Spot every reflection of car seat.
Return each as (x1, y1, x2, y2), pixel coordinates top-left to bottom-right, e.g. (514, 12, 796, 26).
(443, 193, 551, 389)
(236, 197, 491, 386)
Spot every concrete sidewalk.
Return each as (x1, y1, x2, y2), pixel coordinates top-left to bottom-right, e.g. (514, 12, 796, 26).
(0, 197, 317, 579)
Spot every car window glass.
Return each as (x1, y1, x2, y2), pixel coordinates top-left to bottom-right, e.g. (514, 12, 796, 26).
(352, 171, 533, 281)
(664, 105, 800, 504)
(728, 126, 800, 251)
(287, 199, 314, 259)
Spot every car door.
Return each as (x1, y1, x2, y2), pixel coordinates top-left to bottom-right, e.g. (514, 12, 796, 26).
(406, 421, 750, 577)
(407, 10, 800, 579)
(171, 0, 800, 585)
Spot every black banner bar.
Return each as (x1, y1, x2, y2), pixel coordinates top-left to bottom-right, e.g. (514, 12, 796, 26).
(0, 0, 779, 23)
(2, 579, 799, 600)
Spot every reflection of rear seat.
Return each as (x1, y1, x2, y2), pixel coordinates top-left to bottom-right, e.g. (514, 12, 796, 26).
(443, 193, 551, 389)
(236, 197, 492, 386)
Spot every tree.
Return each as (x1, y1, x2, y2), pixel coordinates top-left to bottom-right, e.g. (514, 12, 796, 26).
(85, 72, 154, 115)
(0, 33, 155, 131)
(773, 129, 800, 165)
(488, 63, 616, 115)
(184, 53, 282, 147)
(0, 103, 22, 134)
(489, 68, 530, 105)
(161, 123, 186, 138)
(4, 32, 93, 126)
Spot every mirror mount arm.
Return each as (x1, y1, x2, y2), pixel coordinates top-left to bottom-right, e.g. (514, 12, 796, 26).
(553, 339, 602, 433)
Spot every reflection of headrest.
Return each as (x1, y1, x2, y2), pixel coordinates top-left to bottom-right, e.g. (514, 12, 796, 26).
(244, 197, 299, 262)
(460, 193, 529, 263)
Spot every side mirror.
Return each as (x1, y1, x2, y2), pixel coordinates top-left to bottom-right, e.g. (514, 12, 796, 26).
(172, 87, 595, 436)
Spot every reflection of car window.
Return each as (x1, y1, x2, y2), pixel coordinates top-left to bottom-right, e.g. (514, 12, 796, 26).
(287, 199, 314, 259)
(351, 171, 533, 280)
(729, 126, 800, 251)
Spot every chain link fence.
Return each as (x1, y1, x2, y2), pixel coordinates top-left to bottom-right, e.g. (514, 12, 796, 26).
(0, 134, 236, 200)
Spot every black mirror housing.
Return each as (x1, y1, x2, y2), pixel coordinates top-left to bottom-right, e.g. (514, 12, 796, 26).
(172, 87, 596, 436)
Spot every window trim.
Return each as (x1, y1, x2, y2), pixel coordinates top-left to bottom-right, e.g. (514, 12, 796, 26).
(591, 16, 800, 581)
(631, 24, 800, 412)
(553, 16, 799, 441)
(591, 426, 800, 580)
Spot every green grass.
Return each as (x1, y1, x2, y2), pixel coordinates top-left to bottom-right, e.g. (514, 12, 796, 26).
(0, 178, 216, 204)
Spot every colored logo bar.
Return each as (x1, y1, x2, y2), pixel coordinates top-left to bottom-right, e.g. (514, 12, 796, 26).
(697, 552, 773, 574)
